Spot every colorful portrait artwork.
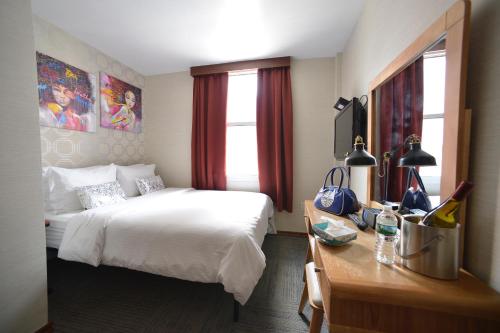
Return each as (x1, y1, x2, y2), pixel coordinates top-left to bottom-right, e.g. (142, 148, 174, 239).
(100, 73, 142, 133)
(36, 52, 96, 132)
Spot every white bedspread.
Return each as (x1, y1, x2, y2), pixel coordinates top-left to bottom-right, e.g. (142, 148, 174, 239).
(58, 188, 274, 304)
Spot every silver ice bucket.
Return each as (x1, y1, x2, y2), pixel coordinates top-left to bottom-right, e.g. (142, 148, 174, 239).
(398, 215, 460, 280)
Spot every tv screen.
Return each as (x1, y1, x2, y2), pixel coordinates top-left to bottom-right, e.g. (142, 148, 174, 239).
(334, 97, 366, 160)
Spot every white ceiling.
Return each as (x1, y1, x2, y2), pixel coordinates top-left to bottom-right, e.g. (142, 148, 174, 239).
(31, 0, 365, 75)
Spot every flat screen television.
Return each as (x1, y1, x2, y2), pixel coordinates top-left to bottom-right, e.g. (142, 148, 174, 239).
(334, 97, 367, 160)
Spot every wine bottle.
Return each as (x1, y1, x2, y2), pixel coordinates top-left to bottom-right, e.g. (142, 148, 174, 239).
(422, 181, 474, 228)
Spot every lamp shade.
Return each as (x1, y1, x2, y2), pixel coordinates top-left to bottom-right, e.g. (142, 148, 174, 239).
(345, 136, 377, 167)
(398, 141, 436, 167)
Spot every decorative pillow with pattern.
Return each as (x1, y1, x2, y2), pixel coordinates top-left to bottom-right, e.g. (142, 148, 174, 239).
(76, 181, 126, 209)
(135, 175, 165, 195)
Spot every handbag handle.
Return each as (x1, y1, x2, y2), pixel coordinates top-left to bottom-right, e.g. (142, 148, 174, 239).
(322, 167, 348, 189)
(322, 168, 339, 189)
(406, 167, 428, 193)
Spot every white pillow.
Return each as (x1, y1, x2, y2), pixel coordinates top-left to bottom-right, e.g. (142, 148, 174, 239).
(76, 181, 126, 209)
(135, 175, 165, 195)
(43, 164, 117, 213)
(116, 164, 156, 197)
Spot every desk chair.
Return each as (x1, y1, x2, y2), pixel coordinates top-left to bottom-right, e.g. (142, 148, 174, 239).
(299, 261, 324, 333)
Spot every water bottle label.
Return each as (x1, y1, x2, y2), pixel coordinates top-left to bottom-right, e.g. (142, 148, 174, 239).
(376, 223, 397, 236)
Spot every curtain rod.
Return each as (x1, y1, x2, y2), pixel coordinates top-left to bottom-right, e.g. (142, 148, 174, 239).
(190, 56, 291, 77)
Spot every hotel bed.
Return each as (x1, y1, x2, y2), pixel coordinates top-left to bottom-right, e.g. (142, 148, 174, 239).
(49, 187, 274, 306)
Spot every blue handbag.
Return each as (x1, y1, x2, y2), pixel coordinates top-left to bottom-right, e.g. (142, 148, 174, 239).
(400, 167, 432, 212)
(314, 167, 358, 215)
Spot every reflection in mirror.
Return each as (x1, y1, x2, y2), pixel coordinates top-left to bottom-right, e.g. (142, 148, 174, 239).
(373, 38, 446, 208)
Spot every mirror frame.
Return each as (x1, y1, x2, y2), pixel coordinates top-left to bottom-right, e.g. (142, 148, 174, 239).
(366, 1, 471, 258)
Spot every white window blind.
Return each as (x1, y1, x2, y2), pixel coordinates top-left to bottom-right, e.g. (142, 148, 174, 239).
(420, 52, 446, 197)
(226, 70, 259, 191)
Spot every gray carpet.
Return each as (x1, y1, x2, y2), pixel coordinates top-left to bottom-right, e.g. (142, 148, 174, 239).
(48, 235, 328, 332)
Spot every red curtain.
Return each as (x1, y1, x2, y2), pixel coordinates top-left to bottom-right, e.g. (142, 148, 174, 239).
(379, 56, 424, 201)
(191, 73, 228, 190)
(256, 67, 293, 212)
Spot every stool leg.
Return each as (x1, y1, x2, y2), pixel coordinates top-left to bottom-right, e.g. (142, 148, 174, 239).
(303, 245, 312, 281)
(309, 308, 324, 333)
(298, 281, 308, 314)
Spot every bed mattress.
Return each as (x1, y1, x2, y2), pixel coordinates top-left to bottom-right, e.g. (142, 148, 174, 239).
(45, 211, 83, 249)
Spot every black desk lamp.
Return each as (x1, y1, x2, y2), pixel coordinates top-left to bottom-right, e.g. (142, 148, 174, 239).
(344, 136, 377, 167)
(344, 135, 376, 189)
(397, 134, 436, 167)
(344, 134, 436, 229)
(344, 134, 436, 202)
(379, 134, 436, 202)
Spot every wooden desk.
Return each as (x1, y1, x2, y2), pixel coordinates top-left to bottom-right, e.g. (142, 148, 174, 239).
(304, 200, 500, 333)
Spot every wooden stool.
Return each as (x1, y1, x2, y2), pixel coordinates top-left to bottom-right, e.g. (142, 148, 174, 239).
(299, 262, 324, 333)
(303, 222, 316, 281)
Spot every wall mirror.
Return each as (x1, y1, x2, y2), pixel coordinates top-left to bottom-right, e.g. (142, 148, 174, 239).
(371, 38, 447, 207)
(366, 0, 471, 243)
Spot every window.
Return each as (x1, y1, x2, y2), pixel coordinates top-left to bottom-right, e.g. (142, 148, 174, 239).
(226, 70, 259, 191)
(420, 50, 446, 201)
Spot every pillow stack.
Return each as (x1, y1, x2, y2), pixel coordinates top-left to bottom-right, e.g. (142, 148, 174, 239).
(42, 164, 118, 213)
(42, 163, 165, 213)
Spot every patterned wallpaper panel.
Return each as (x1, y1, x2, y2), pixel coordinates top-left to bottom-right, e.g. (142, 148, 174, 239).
(40, 127, 145, 167)
(33, 16, 145, 167)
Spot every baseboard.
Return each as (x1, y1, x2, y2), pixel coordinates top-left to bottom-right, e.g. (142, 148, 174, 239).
(276, 230, 307, 237)
(35, 321, 53, 333)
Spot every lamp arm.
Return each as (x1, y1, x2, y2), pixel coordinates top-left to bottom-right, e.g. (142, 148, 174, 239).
(378, 155, 389, 178)
(377, 135, 415, 178)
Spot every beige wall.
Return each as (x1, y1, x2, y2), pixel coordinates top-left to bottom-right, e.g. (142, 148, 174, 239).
(33, 16, 146, 168)
(280, 58, 337, 232)
(144, 71, 193, 186)
(340, 0, 500, 291)
(0, 0, 47, 331)
(145, 58, 337, 232)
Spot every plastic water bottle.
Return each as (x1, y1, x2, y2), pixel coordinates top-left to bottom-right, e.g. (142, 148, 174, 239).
(375, 205, 398, 264)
